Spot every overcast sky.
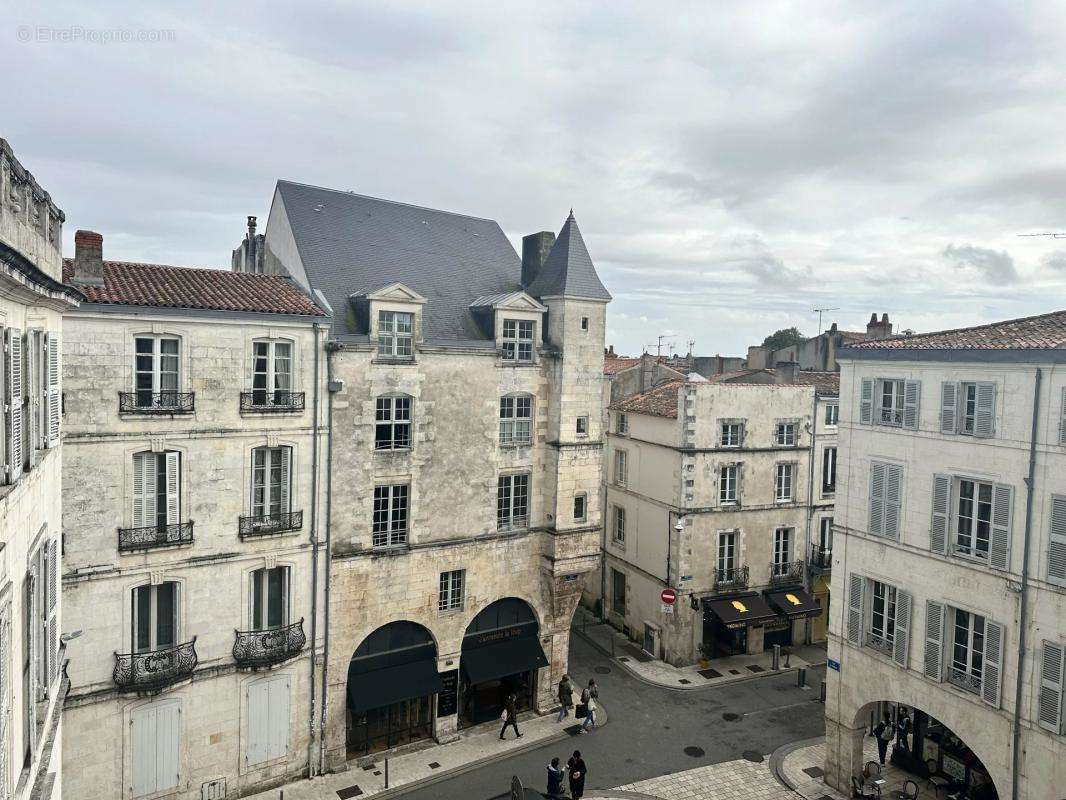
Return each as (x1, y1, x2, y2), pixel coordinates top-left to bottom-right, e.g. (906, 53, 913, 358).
(8, 1, 1066, 355)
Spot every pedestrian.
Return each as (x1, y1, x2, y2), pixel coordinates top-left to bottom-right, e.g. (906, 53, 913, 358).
(567, 750, 588, 800)
(557, 674, 574, 722)
(546, 756, 565, 798)
(579, 679, 599, 732)
(872, 711, 893, 765)
(499, 693, 522, 740)
(895, 707, 911, 753)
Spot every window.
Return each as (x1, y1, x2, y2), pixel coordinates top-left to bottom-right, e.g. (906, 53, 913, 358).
(250, 567, 289, 631)
(132, 451, 180, 528)
(611, 569, 626, 616)
(581, 317, 589, 331)
(950, 608, 986, 694)
(614, 450, 628, 486)
(819, 517, 834, 552)
(251, 340, 292, 405)
(134, 335, 179, 407)
(499, 395, 532, 446)
(848, 575, 914, 668)
(822, 447, 837, 494)
(27, 539, 58, 707)
(497, 474, 529, 530)
(616, 413, 628, 435)
(955, 479, 992, 560)
(573, 493, 587, 523)
(131, 701, 180, 797)
(372, 484, 409, 547)
(576, 416, 588, 436)
(439, 570, 465, 612)
(132, 582, 178, 653)
(775, 422, 797, 446)
(719, 463, 738, 504)
(501, 319, 534, 363)
(252, 447, 291, 518)
(717, 530, 736, 573)
(960, 383, 978, 434)
(772, 527, 792, 572)
(861, 378, 920, 429)
(1049, 495, 1066, 588)
(869, 461, 903, 539)
(879, 379, 904, 426)
(932, 474, 1011, 567)
(246, 677, 290, 766)
(824, 403, 839, 426)
(29, 330, 46, 454)
(941, 381, 996, 437)
(5, 328, 24, 485)
(720, 422, 742, 447)
(1039, 641, 1066, 733)
(612, 506, 626, 544)
(869, 581, 898, 654)
(774, 463, 794, 502)
(378, 311, 414, 357)
(375, 396, 412, 450)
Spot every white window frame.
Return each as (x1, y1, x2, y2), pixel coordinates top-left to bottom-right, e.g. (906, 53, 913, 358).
(824, 403, 839, 426)
(774, 421, 797, 447)
(772, 527, 792, 572)
(132, 582, 180, 654)
(573, 492, 587, 523)
(949, 607, 986, 695)
(878, 378, 905, 426)
(439, 569, 465, 612)
(720, 421, 742, 447)
(717, 530, 737, 573)
(614, 449, 628, 487)
(774, 463, 794, 502)
(133, 334, 180, 401)
(612, 506, 626, 544)
(250, 566, 290, 631)
(375, 395, 413, 450)
(953, 478, 993, 561)
(616, 413, 628, 435)
(372, 484, 409, 547)
(377, 311, 414, 358)
(576, 415, 589, 436)
(720, 463, 738, 505)
(819, 517, 834, 552)
(251, 339, 292, 402)
(822, 446, 837, 495)
(501, 319, 535, 363)
(499, 395, 533, 446)
(497, 473, 530, 531)
(251, 446, 292, 518)
(868, 580, 898, 656)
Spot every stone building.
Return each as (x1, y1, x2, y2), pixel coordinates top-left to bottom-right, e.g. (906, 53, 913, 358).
(825, 312, 1066, 799)
(249, 182, 609, 767)
(0, 139, 80, 800)
(747, 314, 894, 372)
(586, 365, 838, 665)
(59, 232, 328, 800)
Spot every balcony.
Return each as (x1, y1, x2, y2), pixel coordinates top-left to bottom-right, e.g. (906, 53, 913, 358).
(769, 560, 804, 586)
(233, 619, 306, 668)
(948, 667, 982, 696)
(865, 633, 895, 658)
(118, 521, 194, 553)
(713, 565, 749, 591)
(239, 511, 303, 540)
(114, 639, 198, 692)
(118, 391, 195, 415)
(809, 545, 833, 571)
(239, 390, 306, 413)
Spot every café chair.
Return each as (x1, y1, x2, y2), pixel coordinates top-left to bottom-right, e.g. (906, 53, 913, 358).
(852, 775, 878, 798)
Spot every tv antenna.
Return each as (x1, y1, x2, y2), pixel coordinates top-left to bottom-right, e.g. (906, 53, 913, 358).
(813, 307, 839, 336)
(645, 334, 676, 358)
(1018, 232, 1066, 239)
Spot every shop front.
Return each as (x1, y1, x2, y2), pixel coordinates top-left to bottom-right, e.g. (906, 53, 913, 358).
(764, 586, 823, 649)
(701, 592, 779, 658)
(459, 598, 548, 728)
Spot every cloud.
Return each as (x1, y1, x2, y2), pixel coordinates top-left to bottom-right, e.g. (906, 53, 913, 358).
(1042, 251, 1066, 271)
(941, 244, 1019, 283)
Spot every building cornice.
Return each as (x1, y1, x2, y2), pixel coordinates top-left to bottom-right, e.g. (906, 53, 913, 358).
(838, 346, 1066, 364)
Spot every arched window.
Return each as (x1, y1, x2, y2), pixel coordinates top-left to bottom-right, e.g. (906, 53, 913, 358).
(133, 451, 180, 528)
(499, 394, 533, 446)
(375, 395, 412, 450)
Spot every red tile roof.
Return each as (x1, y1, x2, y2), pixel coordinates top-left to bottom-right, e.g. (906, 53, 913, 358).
(604, 356, 641, 375)
(612, 380, 686, 418)
(63, 260, 325, 317)
(846, 310, 1066, 351)
(707, 368, 840, 396)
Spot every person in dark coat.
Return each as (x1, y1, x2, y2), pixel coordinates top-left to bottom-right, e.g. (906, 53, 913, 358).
(546, 757, 565, 797)
(567, 750, 587, 799)
(872, 711, 893, 765)
(895, 707, 912, 752)
(557, 675, 574, 722)
(499, 693, 522, 739)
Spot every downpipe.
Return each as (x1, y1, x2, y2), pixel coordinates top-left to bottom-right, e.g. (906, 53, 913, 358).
(306, 322, 322, 776)
(318, 341, 340, 775)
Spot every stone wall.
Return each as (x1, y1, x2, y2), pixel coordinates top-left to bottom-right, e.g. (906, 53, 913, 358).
(0, 138, 64, 280)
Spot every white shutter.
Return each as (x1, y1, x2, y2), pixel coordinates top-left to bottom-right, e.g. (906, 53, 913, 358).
(989, 484, 1013, 571)
(45, 538, 58, 686)
(892, 590, 912, 668)
(246, 681, 269, 766)
(268, 676, 290, 761)
(884, 464, 902, 540)
(859, 379, 874, 425)
(279, 448, 291, 514)
(131, 704, 157, 797)
(1059, 388, 1066, 445)
(940, 382, 958, 435)
(1049, 495, 1066, 587)
(164, 452, 180, 525)
(868, 462, 886, 537)
(846, 574, 864, 646)
(45, 333, 60, 448)
(974, 381, 996, 438)
(26, 332, 39, 455)
(924, 600, 944, 682)
(133, 453, 154, 528)
(902, 380, 920, 429)
(1039, 642, 1065, 734)
(982, 620, 1004, 707)
(6, 329, 22, 484)
(154, 702, 180, 793)
(931, 474, 951, 555)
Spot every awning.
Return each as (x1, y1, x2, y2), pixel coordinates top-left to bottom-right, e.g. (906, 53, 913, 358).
(764, 587, 823, 620)
(703, 593, 779, 630)
(347, 658, 444, 713)
(461, 636, 549, 685)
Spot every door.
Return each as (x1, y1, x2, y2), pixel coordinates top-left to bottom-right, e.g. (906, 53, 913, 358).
(643, 625, 656, 657)
(811, 593, 828, 642)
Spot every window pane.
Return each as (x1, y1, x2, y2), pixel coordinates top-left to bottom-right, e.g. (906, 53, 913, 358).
(267, 568, 285, 628)
(156, 583, 176, 648)
(252, 569, 264, 630)
(135, 586, 151, 653)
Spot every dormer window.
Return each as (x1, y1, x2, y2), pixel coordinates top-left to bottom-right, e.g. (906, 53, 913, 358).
(378, 311, 413, 358)
(502, 319, 535, 363)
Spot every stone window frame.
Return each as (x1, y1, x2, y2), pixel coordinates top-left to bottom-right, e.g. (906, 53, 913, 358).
(718, 419, 745, 448)
(774, 418, 800, 447)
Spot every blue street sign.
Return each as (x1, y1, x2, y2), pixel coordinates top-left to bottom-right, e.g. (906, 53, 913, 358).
(827, 658, 841, 672)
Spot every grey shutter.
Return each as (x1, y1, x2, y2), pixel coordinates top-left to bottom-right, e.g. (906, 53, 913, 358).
(884, 464, 902, 540)
(924, 600, 944, 681)
(846, 574, 864, 646)
(1039, 641, 1065, 734)
(131, 704, 157, 796)
(164, 452, 180, 525)
(930, 474, 951, 555)
(268, 675, 290, 760)
(6, 329, 22, 484)
(133, 453, 156, 528)
(279, 447, 291, 514)
(903, 380, 921, 429)
(982, 620, 1004, 707)
(892, 590, 912, 668)
(45, 537, 58, 686)
(1059, 388, 1066, 445)
(1049, 495, 1066, 587)
(155, 703, 180, 792)
(859, 379, 874, 425)
(974, 381, 996, 438)
(989, 484, 1013, 571)
(45, 333, 60, 448)
(868, 462, 886, 537)
(940, 382, 958, 435)
(246, 681, 269, 765)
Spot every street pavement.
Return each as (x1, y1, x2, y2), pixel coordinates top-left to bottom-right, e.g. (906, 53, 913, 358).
(394, 633, 827, 800)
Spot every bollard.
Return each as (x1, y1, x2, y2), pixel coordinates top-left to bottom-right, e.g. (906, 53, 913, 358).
(797, 667, 806, 687)
(772, 643, 781, 671)
(820, 679, 827, 702)
(385, 757, 389, 789)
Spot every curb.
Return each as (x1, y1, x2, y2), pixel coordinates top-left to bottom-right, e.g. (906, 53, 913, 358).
(768, 735, 826, 794)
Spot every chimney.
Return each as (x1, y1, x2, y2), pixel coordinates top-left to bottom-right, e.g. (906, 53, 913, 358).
(746, 345, 769, 369)
(521, 231, 555, 287)
(247, 215, 257, 239)
(605, 344, 616, 358)
(774, 360, 799, 385)
(866, 312, 893, 341)
(71, 229, 105, 286)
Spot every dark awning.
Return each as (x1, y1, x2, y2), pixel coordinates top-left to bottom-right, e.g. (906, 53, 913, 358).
(461, 636, 549, 685)
(703, 593, 779, 630)
(347, 658, 444, 714)
(765, 587, 822, 620)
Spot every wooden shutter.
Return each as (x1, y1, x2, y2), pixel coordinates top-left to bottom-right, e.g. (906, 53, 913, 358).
(133, 453, 155, 528)
(930, 474, 951, 555)
(902, 380, 920, 429)
(868, 462, 886, 537)
(155, 702, 180, 792)
(1059, 388, 1066, 445)
(846, 574, 864, 646)
(989, 484, 1013, 571)
(6, 329, 22, 484)
(940, 382, 957, 435)
(246, 680, 269, 766)
(974, 381, 996, 438)
(892, 590, 912, 668)
(1039, 641, 1065, 734)
(45, 537, 58, 686)
(884, 464, 902, 540)
(279, 448, 291, 514)
(924, 600, 944, 681)
(859, 379, 874, 425)
(45, 333, 60, 448)
(1049, 495, 1066, 587)
(164, 452, 180, 525)
(131, 704, 157, 796)
(268, 676, 290, 761)
(982, 620, 1004, 707)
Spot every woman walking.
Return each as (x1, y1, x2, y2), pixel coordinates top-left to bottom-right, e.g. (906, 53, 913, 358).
(557, 674, 574, 722)
(567, 750, 588, 800)
(499, 693, 522, 739)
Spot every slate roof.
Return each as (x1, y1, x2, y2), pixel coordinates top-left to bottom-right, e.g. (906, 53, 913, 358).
(62, 260, 325, 316)
(526, 213, 611, 301)
(846, 310, 1066, 351)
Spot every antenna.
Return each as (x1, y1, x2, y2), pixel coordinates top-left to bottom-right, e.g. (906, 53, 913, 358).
(1018, 232, 1066, 239)
(813, 307, 839, 336)
(643, 334, 677, 358)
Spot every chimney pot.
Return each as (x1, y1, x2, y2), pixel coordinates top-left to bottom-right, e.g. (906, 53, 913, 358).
(521, 231, 556, 288)
(774, 361, 799, 385)
(71, 229, 105, 287)
(881, 313, 889, 323)
(247, 215, 257, 237)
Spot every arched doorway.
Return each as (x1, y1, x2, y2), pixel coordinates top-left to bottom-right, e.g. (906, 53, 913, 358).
(346, 621, 443, 757)
(459, 598, 548, 729)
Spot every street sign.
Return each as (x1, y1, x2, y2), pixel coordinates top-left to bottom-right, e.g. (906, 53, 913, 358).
(661, 603, 674, 614)
(661, 588, 677, 605)
(827, 658, 840, 672)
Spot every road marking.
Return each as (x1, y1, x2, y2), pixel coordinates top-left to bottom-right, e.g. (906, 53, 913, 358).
(742, 699, 821, 717)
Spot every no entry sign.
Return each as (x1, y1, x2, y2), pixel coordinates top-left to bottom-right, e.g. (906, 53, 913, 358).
(661, 588, 677, 605)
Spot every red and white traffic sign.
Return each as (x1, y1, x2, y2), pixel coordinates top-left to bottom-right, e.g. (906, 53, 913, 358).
(660, 588, 677, 605)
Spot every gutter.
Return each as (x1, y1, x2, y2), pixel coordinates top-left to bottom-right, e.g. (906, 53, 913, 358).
(319, 341, 340, 774)
(803, 389, 818, 605)
(306, 321, 322, 775)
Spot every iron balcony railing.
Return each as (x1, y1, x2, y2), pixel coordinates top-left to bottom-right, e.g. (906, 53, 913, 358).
(865, 633, 895, 658)
(769, 560, 804, 586)
(948, 667, 982, 695)
(713, 565, 749, 591)
(239, 390, 305, 413)
(114, 639, 198, 692)
(118, 391, 195, 415)
(809, 545, 833, 571)
(238, 511, 303, 540)
(118, 521, 194, 553)
(233, 619, 306, 668)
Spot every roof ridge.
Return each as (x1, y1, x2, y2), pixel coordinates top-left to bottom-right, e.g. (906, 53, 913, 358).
(277, 179, 499, 225)
(855, 308, 1066, 347)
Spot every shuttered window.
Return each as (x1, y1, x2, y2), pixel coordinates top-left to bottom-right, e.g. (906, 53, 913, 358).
(45, 332, 60, 448)
(846, 574, 864, 646)
(940, 381, 997, 438)
(924, 600, 944, 682)
(869, 461, 902, 539)
(0, 605, 10, 798)
(892, 591, 912, 668)
(131, 701, 180, 797)
(251, 447, 291, 518)
(1049, 495, 1066, 588)
(133, 452, 180, 528)
(934, 476, 1012, 570)
(41, 538, 58, 689)
(1059, 388, 1066, 445)
(1039, 641, 1065, 734)
(859, 379, 874, 424)
(6, 328, 23, 485)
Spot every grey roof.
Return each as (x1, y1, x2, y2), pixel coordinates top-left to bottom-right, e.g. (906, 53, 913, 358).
(526, 213, 611, 301)
(276, 180, 524, 339)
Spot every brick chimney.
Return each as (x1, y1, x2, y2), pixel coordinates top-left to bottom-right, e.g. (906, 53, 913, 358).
(71, 229, 105, 287)
(866, 313, 894, 341)
(774, 361, 799, 385)
(521, 231, 555, 287)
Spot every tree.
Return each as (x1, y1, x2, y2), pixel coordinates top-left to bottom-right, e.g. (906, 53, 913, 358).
(762, 327, 806, 351)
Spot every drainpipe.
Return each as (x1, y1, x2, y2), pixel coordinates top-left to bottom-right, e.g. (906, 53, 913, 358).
(802, 390, 818, 643)
(307, 322, 322, 776)
(1011, 367, 1041, 800)
(318, 341, 339, 775)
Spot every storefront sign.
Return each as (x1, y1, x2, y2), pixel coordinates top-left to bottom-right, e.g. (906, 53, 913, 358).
(468, 623, 533, 648)
(437, 669, 459, 717)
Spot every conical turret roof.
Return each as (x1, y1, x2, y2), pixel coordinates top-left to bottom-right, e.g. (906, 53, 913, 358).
(526, 212, 611, 301)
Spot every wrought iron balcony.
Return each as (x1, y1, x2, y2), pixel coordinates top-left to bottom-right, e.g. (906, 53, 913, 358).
(233, 619, 306, 668)
(239, 510, 303, 540)
(118, 391, 195, 415)
(239, 390, 305, 413)
(769, 560, 804, 586)
(948, 667, 982, 695)
(114, 639, 197, 692)
(809, 545, 833, 571)
(865, 633, 895, 658)
(118, 521, 194, 553)
(713, 565, 749, 591)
